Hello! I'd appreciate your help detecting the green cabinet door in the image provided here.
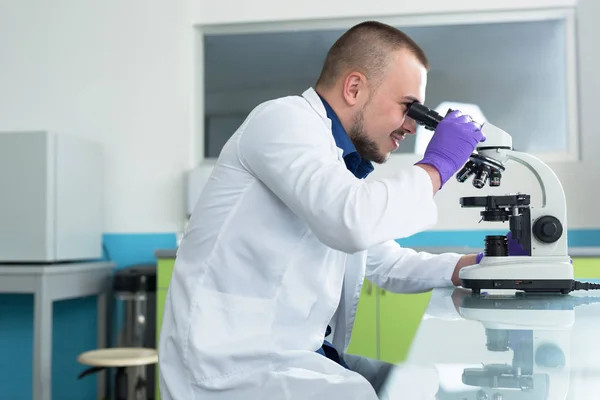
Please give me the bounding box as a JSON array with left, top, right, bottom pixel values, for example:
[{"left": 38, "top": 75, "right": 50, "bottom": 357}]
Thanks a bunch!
[
  {"left": 156, "top": 257, "right": 175, "bottom": 400},
  {"left": 156, "top": 288, "right": 167, "bottom": 345},
  {"left": 346, "top": 280, "right": 378, "bottom": 359},
  {"left": 156, "top": 257, "right": 175, "bottom": 338},
  {"left": 378, "top": 290, "right": 432, "bottom": 364},
  {"left": 572, "top": 257, "right": 600, "bottom": 279},
  {"left": 156, "top": 288, "right": 167, "bottom": 400},
  {"left": 157, "top": 258, "right": 176, "bottom": 289}
]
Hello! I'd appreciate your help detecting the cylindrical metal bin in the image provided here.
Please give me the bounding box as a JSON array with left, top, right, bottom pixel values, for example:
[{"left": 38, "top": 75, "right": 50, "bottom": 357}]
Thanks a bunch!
[{"left": 112, "top": 264, "right": 157, "bottom": 400}]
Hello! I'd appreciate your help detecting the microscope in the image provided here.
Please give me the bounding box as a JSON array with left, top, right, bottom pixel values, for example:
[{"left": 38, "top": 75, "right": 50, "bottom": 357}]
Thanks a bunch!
[{"left": 406, "top": 103, "right": 592, "bottom": 295}]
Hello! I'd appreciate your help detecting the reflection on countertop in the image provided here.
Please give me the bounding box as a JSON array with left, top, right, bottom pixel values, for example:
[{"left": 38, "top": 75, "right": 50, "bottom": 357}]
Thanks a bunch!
[{"left": 379, "top": 285, "right": 600, "bottom": 399}]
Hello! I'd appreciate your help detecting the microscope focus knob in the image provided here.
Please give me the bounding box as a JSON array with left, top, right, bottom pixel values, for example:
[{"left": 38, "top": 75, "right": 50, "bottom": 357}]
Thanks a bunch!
[
  {"left": 535, "top": 343, "right": 565, "bottom": 368},
  {"left": 533, "top": 216, "right": 563, "bottom": 243}
]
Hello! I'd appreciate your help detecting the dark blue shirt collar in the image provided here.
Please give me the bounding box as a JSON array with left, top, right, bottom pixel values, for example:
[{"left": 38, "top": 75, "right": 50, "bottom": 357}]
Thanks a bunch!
[{"left": 318, "top": 94, "right": 374, "bottom": 179}]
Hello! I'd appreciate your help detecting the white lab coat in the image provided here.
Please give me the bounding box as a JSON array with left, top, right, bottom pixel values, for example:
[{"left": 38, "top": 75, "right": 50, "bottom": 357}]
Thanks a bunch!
[{"left": 158, "top": 87, "right": 463, "bottom": 399}]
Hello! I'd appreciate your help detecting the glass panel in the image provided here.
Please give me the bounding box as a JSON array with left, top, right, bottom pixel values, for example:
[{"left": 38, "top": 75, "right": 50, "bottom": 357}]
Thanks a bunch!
[{"left": 203, "top": 18, "right": 569, "bottom": 158}]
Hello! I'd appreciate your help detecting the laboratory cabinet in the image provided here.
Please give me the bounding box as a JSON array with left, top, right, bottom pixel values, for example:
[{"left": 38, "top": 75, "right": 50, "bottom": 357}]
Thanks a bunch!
[
  {"left": 155, "top": 255, "right": 175, "bottom": 400},
  {"left": 0, "top": 131, "right": 104, "bottom": 262},
  {"left": 346, "top": 280, "right": 378, "bottom": 359},
  {"left": 199, "top": 6, "right": 579, "bottom": 162},
  {"left": 346, "top": 285, "right": 432, "bottom": 364}
]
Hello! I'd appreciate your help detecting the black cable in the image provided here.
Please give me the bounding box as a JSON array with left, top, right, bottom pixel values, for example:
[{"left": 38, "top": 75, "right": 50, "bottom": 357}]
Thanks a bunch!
[{"left": 572, "top": 280, "right": 600, "bottom": 291}]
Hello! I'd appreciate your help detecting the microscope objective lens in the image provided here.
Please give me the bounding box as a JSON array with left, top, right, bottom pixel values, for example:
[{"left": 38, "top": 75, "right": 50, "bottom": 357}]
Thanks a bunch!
[
  {"left": 473, "top": 168, "right": 491, "bottom": 189},
  {"left": 489, "top": 169, "right": 502, "bottom": 186},
  {"left": 456, "top": 161, "right": 476, "bottom": 183}
]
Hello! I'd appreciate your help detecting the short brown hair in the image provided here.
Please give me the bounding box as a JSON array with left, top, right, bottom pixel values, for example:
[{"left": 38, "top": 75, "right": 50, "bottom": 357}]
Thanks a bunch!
[{"left": 315, "top": 21, "right": 429, "bottom": 90}]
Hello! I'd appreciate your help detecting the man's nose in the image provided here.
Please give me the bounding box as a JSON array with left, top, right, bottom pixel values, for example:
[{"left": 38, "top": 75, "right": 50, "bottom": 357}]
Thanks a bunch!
[{"left": 402, "top": 118, "right": 417, "bottom": 135}]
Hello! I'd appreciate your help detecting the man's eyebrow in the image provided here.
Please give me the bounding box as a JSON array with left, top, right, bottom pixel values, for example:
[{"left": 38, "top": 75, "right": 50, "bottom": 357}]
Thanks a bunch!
[{"left": 401, "top": 95, "right": 419, "bottom": 103}]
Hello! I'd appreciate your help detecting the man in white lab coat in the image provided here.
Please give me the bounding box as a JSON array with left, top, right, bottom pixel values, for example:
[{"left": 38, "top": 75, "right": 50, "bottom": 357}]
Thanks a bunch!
[{"left": 159, "top": 21, "right": 485, "bottom": 399}]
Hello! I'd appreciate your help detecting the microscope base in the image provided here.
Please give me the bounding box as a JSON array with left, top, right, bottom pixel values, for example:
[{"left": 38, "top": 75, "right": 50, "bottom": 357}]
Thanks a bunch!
[
  {"left": 459, "top": 256, "right": 574, "bottom": 294},
  {"left": 461, "top": 278, "right": 573, "bottom": 294}
]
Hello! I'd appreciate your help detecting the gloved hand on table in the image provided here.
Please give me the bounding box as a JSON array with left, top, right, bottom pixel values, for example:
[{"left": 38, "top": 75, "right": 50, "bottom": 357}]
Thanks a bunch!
[{"left": 416, "top": 109, "right": 486, "bottom": 188}]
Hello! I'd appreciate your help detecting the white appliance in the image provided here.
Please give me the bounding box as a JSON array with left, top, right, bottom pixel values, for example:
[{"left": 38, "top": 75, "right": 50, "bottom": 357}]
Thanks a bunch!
[{"left": 0, "top": 131, "right": 104, "bottom": 263}]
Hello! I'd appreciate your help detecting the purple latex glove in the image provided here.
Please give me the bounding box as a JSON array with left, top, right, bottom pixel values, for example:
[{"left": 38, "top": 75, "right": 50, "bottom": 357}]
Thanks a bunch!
[
  {"left": 417, "top": 110, "right": 486, "bottom": 187},
  {"left": 476, "top": 252, "right": 484, "bottom": 263},
  {"left": 506, "top": 231, "right": 528, "bottom": 256}
]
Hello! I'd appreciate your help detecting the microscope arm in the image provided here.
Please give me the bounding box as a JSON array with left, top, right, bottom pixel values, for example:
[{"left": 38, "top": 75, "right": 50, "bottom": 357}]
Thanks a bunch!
[
  {"left": 476, "top": 145, "right": 567, "bottom": 217},
  {"left": 504, "top": 150, "right": 567, "bottom": 217},
  {"left": 473, "top": 121, "right": 569, "bottom": 257},
  {"left": 507, "top": 150, "right": 569, "bottom": 256}
]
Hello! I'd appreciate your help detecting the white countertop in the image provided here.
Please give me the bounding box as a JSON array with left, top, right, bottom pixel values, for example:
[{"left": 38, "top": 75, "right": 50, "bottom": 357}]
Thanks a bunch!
[
  {"left": 154, "top": 247, "right": 600, "bottom": 259},
  {"left": 378, "top": 283, "right": 600, "bottom": 399}
]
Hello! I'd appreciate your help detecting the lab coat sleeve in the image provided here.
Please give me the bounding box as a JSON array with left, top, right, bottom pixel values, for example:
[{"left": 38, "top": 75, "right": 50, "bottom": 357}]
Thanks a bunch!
[
  {"left": 365, "top": 240, "right": 464, "bottom": 293},
  {"left": 237, "top": 99, "right": 439, "bottom": 254}
]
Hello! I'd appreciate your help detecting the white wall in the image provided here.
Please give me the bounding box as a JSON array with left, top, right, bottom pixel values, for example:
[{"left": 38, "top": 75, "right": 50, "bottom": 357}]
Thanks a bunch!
[
  {"left": 2, "top": 0, "right": 596, "bottom": 234},
  {"left": 195, "top": 0, "right": 599, "bottom": 232},
  {"left": 0, "top": 0, "right": 195, "bottom": 233}
]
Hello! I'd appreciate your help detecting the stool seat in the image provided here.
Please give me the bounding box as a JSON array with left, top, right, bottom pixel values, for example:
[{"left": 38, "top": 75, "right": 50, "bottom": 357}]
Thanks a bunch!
[{"left": 78, "top": 347, "right": 158, "bottom": 368}]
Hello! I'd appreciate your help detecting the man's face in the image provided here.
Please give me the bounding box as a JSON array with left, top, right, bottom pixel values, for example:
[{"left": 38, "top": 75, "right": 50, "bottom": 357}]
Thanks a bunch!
[{"left": 348, "top": 50, "right": 427, "bottom": 164}]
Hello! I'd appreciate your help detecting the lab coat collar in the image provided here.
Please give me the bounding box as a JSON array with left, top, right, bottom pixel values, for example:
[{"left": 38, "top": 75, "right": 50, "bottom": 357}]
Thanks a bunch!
[
  {"left": 302, "top": 87, "right": 329, "bottom": 124},
  {"left": 318, "top": 94, "right": 357, "bottom": 158},
  {"left": 302, "top": 87, "right": 374, "bottom": 179}
]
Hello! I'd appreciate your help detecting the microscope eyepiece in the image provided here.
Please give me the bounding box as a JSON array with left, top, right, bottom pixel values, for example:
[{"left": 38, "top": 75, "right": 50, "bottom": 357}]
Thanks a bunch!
[{"left": 406, "top": 102, "right": 444, "bottom": 131}]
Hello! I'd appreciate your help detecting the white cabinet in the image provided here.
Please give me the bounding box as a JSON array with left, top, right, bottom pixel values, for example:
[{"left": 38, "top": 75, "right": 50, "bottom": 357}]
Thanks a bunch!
[
  {"left": 0, "top": 131, "right": 104, "bottom": 262},
  {"left": 199, "top": 8, "right": 579, "bottom": 161}
]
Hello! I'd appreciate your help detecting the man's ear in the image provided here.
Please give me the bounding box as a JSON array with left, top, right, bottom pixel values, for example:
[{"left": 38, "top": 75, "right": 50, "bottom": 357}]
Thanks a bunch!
[{"left": 342, "top": 72, "right": 367, "bottom": 107}]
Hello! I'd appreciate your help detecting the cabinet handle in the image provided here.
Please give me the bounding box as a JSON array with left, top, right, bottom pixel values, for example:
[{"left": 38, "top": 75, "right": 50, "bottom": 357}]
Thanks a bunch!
[
  {"left": 366, "top": 281, "right": 373, "bottom": 295},
  {"left": 380, "top": 288, "right": 386, "bottom": 296}
]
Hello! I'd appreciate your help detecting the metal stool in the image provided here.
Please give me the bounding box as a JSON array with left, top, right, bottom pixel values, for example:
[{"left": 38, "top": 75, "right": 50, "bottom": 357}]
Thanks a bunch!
[{"left": 77, "top": 347, "right": 158, "bottom": 400}]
